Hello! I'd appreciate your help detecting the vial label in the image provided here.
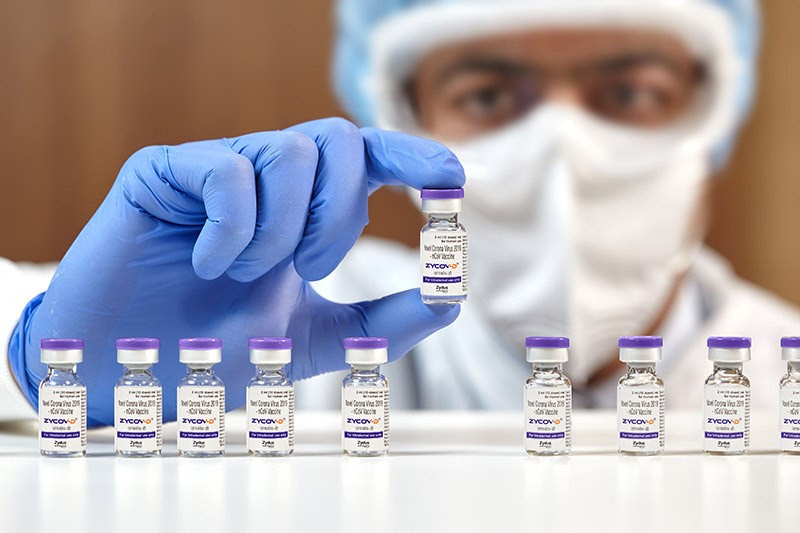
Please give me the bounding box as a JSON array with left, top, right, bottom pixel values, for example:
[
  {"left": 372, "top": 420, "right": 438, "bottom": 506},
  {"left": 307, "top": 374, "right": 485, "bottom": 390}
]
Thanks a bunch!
[
  {"left": 342, "top": 386, "right": 389, "bottom": 453},
  {"left": 704, "top": 385, "right": 750, "bottom": 452},
  {"left": 524, "top": 385, "right": 571, "bottom": 453},
  {"left": 780, "top": 388, "right": 800, "bottom": 452},
  {"left": 39, "top": 386, "right": 87, "bottom": 453},
  {"left": 420, "top": 231, "right": 468, "bottom": 297},
  {"left": 114, "top": 386, "right": 163, "bottom": 453},
  {"left": 246, "top": 386, "right": 295, "bottom": 453},
  {"left": 177, "top": 386, "right": 225, "bottom": 453},
  {"left": 617, "top": 386, "right": 665, "bottom": 453}
]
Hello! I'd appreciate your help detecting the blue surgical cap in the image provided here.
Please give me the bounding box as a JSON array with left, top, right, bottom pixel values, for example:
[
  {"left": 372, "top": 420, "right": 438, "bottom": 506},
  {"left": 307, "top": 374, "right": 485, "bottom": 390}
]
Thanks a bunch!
[{"left": 332, "top": 0, "right": 760, "bottom": 166}]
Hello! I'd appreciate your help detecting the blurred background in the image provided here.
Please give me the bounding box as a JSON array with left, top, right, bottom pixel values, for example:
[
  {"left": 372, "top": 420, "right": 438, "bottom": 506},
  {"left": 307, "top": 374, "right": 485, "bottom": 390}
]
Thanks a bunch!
[{"left": 1, "top": 0, "right": 798, "bottom": 302}]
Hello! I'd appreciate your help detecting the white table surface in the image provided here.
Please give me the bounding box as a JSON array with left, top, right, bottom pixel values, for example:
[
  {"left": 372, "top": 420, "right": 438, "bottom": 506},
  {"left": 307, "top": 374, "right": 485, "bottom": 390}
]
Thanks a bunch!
[{"left": 0, "top": 409, "right": 795, "bottom": 533}]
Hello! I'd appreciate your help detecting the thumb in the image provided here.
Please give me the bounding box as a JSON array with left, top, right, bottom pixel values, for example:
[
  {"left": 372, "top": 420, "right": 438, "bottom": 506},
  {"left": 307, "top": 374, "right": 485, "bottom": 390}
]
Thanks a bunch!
[{"left": 350, "top": 289, "right": 460, "bottom": 362}]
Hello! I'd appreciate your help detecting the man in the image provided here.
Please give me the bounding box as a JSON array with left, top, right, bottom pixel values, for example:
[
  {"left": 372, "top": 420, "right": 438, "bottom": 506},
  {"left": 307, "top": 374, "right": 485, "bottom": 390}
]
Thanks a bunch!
[
  {"left": 0, "top": 0, "right": 792, "bottom": 424},
  {"left": 303, "top": 0, "right": 798, "bottom": 410}
]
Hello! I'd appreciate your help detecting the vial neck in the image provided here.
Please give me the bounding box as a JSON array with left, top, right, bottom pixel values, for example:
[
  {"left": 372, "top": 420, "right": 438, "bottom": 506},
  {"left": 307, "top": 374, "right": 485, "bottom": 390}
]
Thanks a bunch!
[
  {"left": 123, "top": 364, "right": 153, "bottom": 375},
  {"left": 625, "top": 363, "right": 656, "bottom": 375},
  {"left": 47, "top": 365, "right": 77, "bottom": 376},
  {"left": 532, "top": 363, "right": 562, "bottom": 373},
  {"left": 788, "top": 361, "right": 800, "bottom": 374},
  {"left": 350, "top": 365, "right": 380, "bottom": 375},
  {"left": 428, "top": 213, "right": 458, "bottom": 223},
  {"left": 713, "top": 363, "right": 743, "bottom": 375},
  {"left": 186, "top": 364, "right": 216, "bottom": 375},
  {"left": 256, "top": 364, "right": 285, "bottom": 376}
]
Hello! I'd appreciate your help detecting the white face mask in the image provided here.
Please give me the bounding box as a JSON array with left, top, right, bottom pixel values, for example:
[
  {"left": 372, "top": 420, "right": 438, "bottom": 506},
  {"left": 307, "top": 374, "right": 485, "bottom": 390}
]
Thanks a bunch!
[{"left": 439, "top": 104, "right": 708, "bottom": 385}]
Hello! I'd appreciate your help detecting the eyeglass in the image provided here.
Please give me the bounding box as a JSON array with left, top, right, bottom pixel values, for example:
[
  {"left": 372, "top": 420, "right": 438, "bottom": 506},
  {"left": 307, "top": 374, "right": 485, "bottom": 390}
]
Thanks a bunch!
[{"left": 409, "top": 50, "right": 706, "bottom": 137}]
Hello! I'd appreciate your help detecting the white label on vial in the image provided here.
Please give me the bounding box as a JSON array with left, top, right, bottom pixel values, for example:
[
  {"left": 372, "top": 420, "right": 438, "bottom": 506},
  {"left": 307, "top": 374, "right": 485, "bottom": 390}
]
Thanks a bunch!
[
  {"left": 524, "top": 385, "right": 571, "bottom": 453},
  {"left": 420, "top": 231, "right": 468, "bottom": 297},
  {"left": 39, "top": 386, "right": 87, "bottom": 453},
  {"left": 246, "top": 386, "right": 294, "bottom": 453},
  {"left": 617, "top": 386, "right": 665, "bottom": 453},
  {"left": 704, "top": 385, "right": 750, "bottom": 452},
  {"left": 780, "top": 388, "right": 800, "bottom": 452},
  {"left": 114, "top": 386, "right": 162, "bottom": 453},
  {"left": 342, "top": 386, "right": 389, "bottom": 453},
  {"left": 177, "top": 386, "right": 225, "bottom": 453}
]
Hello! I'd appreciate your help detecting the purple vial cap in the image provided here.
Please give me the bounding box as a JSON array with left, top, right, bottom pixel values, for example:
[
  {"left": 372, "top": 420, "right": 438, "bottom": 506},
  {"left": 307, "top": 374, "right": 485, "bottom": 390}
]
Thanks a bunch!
[
  {"left": 781, "top": 337, "right": 800, "bottom": 348},
  {"left": 525, "top": 336, "right": 569, "bottom": 349},
  {"left": 420, "top": 188, "right": 464, "bottom": 200},
  {"left": 618, "top": 336, "right": 663, "bottom": 349},
  {"left": 40, "top": 338, "right": 84, "bottom": 350},
  {"left": 707, "top": 336, "right": 751, "bottom": 349},
  {"left": 343, "top": 337, "right": 388, "bottom": 349},
  {"left": 249, "top": 337, "right": 293, "bottom": 350},
  {"left": 178, "top": 337, "right": 222, "bottom": 349},
  {"left": 116, "top": 337, "right": 160, "bottom": 350}
]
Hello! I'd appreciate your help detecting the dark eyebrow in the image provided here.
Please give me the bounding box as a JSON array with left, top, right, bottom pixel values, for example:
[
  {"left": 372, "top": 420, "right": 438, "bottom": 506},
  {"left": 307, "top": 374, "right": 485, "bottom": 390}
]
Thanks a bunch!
[
  {"left": 575, "top": 51, "right": 696, "bottom": 79},
  {"left": 435, "top": 56, "right": 534, "bottom": 88}
]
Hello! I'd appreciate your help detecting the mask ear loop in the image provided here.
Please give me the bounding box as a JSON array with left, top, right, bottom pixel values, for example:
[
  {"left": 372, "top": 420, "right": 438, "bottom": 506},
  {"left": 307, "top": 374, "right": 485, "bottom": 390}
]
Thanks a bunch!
[
  {"left": 670, "top": 169, "right": 712, "bottom": 280},
  {"left": 669, "top": 238, "right": 703, "bottom": 282}
]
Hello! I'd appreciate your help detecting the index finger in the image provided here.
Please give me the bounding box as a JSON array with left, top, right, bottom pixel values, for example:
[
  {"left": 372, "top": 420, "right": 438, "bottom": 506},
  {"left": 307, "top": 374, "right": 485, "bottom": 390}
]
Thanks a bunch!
[{"left": 360, "top": 127, "right": 465, "bottom": 193}]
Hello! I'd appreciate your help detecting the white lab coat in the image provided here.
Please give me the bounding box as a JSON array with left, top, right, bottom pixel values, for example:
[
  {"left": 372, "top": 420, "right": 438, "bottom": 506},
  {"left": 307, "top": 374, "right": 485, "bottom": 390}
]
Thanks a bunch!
[{"left": 1, "top": 241, "right": 798, "bottom": 420}]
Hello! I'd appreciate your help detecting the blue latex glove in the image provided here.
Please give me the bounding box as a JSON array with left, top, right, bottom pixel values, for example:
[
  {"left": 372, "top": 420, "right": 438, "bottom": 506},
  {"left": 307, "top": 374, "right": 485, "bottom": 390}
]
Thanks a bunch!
[{"left": 8, "top": 118, "right": 464, "bottom": 426}]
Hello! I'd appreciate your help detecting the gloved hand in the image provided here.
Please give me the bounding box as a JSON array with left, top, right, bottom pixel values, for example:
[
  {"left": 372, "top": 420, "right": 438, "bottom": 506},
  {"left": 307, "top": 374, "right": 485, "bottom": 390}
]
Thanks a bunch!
[{"left": 8, "top": 117, "right": 464, "bottom": 426}]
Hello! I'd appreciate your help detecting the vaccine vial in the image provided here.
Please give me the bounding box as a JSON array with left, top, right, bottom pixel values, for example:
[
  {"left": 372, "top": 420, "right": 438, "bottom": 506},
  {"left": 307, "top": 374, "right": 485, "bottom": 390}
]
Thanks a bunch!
[
  {"left": 114, "top": 338, "right": 163, "bottom": 457},
  {"left": 420, "top": 188, "right": 468, "bottom": 304},
  {"left": 617, "top": 336, "right": 665, "bottom": 455},
  {"left": 704, "top": 336, "right": 751, "bottom": 454},
  {"left": 524, "top": 336, "right": 572, "bottom": 455},
  {"left": 39, "top": 338, "right": 87, "bottom": 457},
  {"left": 177, "top": 338, "right": 225, "bottom": 457},
  {"left": 342, "top": 337, "right": 390, "bottom": 456},
  {"left": 246, "top": 337, "right": 295, "bottom": 456},
  {"left": 779, "top": 336, "right": 800, "bottom": 453}
]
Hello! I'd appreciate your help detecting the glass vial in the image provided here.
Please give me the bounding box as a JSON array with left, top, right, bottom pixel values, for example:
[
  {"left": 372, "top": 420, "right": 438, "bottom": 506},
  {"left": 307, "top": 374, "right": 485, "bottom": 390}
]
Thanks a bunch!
[
  {"left": 617, "top": 336, "right": 665, "bottom": 455},
  {"left": 704, "top": 336, "right": 751, "bottom": 455},
  {"left": 342, "top": 337, "right": 390, "bottom": 456},
  {"left": 247, "top": 337, "right": 295, "bottom": 457},
  {"left": 779, "top": 336, "right": 800, "bottom": 453},
  {"left": 114, "top": 338, "right": 163, "bottom": 457},
  {"left": 420, "top": 188, "right": 468, "bottom": 305},
  {"left": 524, "top": 336, "right": 572, "bottom": 456},
  {"left": 39, "top": 338, "right": 87, "bottom": 457},
  {"left": 177, "top": 338, "right": 225, "bottom": 457}
]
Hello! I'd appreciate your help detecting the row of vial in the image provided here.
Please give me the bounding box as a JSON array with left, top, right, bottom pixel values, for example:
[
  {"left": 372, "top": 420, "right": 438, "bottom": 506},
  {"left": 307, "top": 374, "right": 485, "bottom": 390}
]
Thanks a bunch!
[
  {"left": 525, "top": 335, "right": 800, "bottom": 455},
  {"left": 37, "top": 334, "right": 800, "bottom": 458},
  {"left": 39, "top": 336, "right": 389, "bottom": 457}
]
